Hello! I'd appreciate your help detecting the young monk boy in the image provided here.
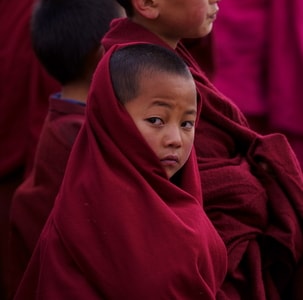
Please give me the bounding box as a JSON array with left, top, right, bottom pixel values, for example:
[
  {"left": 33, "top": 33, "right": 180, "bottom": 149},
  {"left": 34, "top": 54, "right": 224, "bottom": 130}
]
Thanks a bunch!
[
  {"left": 13, "top": 43, "right": 227, "bottom": 300},
  {"left": 100, "top": 0, "right": 303, "bottom": 299},
  {"left": 7, "top": 0, "right": 122, "bottom": 298}
]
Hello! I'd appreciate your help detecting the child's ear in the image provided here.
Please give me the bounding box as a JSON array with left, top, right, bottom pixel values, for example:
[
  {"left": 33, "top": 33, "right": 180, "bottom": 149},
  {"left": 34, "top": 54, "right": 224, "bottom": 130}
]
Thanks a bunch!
[{"left": 132, "top": 0, "right": 159, "bottom": 19}]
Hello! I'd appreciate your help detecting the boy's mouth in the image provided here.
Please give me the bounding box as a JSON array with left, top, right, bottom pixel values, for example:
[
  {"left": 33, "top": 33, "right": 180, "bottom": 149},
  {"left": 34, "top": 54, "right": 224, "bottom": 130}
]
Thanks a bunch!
[
  {"left": 160, "top": 155, "right": 179, "bottom": 166},
  {"left": 207, "top": 10, "right": 219, "bottom": 20}
]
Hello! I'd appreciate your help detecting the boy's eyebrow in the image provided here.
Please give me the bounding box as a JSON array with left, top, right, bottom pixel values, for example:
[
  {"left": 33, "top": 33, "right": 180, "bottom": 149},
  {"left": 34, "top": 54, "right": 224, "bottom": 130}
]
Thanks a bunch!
[
  {"left": 185, "top": 109, "right": 197, "bottom": 116},
  {"left": 151, "top": 100, "right": 197, "bottom": 115},
  {"left": 151, "top": 100, "right": 172, "bottom": 108}
]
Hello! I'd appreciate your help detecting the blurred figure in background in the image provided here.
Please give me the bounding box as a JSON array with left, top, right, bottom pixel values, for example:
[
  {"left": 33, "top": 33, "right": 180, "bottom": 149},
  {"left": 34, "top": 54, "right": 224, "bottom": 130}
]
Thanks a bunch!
[
  {"left": 0, "top": 0, "right": 59, "bottom": 297},
  {"left": 7, "top": 0, "right": 123, "bottom": 298},
  {"left": 212, "top": 0, "right": 303, "bottom": 169}
]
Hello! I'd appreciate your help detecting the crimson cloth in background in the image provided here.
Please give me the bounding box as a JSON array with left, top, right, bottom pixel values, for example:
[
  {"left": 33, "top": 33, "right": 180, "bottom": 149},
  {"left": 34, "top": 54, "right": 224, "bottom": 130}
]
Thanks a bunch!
[
  {"left": 0, "top": 0, "right": 59, "bottom": 297},
  {"left": 0, "top": 0, "right": 60, "bottom": 178},
  {"left": 14, "top": 45, "right": 227, "bottom": 299},
  {"left": 212, "top": 0, "right": 268, "bottom": 116},
  {"left": 212, "top": 0, "right": 303, "bottom": 168},
  {"left": 102, "top": 18, "right": 303, "bottom": 299},
  {"left": 8, "top": 95, "right": 85, "bottom": 299},
  {"left": 182, "top": 34, "right": 215, "bottom": 79}
]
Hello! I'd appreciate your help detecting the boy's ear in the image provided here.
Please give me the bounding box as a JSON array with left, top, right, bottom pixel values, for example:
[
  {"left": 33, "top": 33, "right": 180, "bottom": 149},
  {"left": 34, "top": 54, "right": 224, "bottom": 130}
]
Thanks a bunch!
[{"left": 132, "top": 0, "right": 159, "bottom": 19}]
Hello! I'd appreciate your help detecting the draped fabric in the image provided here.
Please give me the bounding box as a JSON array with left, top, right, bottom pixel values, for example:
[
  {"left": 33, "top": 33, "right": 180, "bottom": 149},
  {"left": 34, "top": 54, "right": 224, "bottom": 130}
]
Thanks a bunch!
[
  {"left": 14, "top": 45, "right": 227, "bottom": 300},
  {"left": 182, "top": 35, "right": 215, "bottom": 79},
  {"left": 8, "top": 96, "right": 85, "bottom": 299},
  {"left": 200, "top": 132, "right": 303, "bottom": 300},
  {"left": 101, "top": 18, "right": 303, "bottom": 299}
]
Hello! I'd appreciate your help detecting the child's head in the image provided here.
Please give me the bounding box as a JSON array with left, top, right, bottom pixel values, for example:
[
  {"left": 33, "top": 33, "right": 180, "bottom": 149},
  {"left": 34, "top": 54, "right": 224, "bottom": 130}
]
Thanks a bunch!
[
  {"left": 115, "top": 0, "right": 219, "bottom": 48},
  {"left": 31, "top": 0, "right": 122, "bottom": 85},
  {"left": 110, "top": 44, "right": 197, "bottom": 179}
]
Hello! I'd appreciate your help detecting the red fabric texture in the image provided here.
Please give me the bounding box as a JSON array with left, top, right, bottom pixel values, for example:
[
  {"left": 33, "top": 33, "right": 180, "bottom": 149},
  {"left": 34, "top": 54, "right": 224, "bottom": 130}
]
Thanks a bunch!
[
  {"left": 182, "top": 35, "right": 215, "bottom": 79},
  {"left": 102, "top": 18, "right": 303, "bottom": 299},
  {"left": 8, "top": 95, "right": 85, "bottom": 299},
  {"left": 0, "top": 0, "right": 59, "bottom": 297},
  {"left": 14, "top": 45, "right": 227, "bottom": 299}
]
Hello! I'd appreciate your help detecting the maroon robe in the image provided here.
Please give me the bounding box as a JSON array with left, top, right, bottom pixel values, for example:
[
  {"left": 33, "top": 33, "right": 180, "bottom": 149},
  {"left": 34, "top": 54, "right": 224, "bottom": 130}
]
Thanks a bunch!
[
  {"left": 101, "top": 18, "right": 303, "bottom": 299},
  {"left": 182, "top": 35, "right": 215, "bottom": 79},
  {"left": 8, "top": 95, "right": 85, "bottom": 299},
  {"left": 14, "top": 45, "right": 227, "bottom": 300},
  {"left": 0, "top": 0, "right": 59, "bottom": 296}
]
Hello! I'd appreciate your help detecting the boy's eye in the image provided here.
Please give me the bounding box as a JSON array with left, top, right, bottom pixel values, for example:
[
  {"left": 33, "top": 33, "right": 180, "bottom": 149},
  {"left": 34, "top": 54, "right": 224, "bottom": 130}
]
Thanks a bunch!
[
  {"left": 181, "top": 121, "right": 195, "bottom": 129},
  {"left": 146, "top": 117, "right": 163, "bottom": 125}
]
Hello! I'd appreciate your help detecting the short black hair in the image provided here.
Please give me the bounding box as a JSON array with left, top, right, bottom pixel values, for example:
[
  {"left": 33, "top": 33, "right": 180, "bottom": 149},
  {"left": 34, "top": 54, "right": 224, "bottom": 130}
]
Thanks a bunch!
[
  {"left": 31, "top": 0, "right": 121, "bottom": 85},
  {"left": 109, "top": 44, "right": 193, "bottom": 104}
]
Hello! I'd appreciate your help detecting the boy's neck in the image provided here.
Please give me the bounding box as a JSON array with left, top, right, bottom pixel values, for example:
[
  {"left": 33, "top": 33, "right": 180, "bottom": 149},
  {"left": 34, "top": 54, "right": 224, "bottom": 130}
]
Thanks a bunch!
[
  {"left": 60, "top": 46, "right": 103, "bottom": 104},
  {"left": 131, "top": 16, "right": 179, "bottom": 49},
  {"left": 61, "top": 81, "right": 90, "bottom": 104}
]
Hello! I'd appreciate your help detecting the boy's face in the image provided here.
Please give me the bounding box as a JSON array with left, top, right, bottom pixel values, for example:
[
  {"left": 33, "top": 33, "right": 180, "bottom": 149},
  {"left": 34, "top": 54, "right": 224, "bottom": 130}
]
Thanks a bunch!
[
  {"left": 124, "top": 72, "right": 197, "bottom": 179},
  {"left": 135, "top": 0, "right": 219, "bottom": 47},
  {"left": 159, "top": 0, "right": 219, "bottom": 40}
]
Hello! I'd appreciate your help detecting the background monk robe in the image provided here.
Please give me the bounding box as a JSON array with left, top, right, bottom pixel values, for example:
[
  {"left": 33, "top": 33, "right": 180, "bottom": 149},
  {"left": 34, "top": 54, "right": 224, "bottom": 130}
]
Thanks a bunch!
[
  {"left": 8, "top": 96, "right": 86, "bottom": 299},
  {"left": 212, "top": 0, "right": 303, "bottom": 169},
  {"left": 0, "top": 0, "right": 59, "bottom": 297}
]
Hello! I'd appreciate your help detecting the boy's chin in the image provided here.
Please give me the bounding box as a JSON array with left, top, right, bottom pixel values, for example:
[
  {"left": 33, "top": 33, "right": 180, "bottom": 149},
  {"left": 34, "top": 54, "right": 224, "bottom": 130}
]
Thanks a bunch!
[
  {"left": 187, "top": 25, "right": 214, "bottom": 39},
  {"left": 199, "top": 24, "right": 214, "bottom": 37}
]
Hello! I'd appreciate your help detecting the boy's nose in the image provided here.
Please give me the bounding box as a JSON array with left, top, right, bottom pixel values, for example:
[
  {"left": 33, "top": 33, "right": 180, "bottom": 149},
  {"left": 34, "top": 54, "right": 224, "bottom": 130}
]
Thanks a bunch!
[{"left": 164, "top": 127, "right": 182, "bottom": 148}]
